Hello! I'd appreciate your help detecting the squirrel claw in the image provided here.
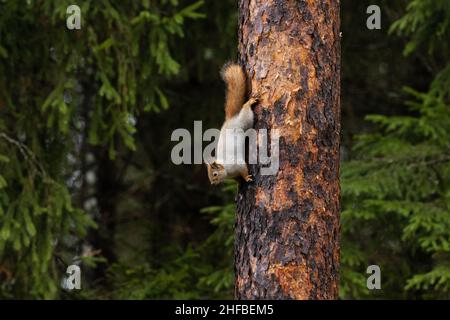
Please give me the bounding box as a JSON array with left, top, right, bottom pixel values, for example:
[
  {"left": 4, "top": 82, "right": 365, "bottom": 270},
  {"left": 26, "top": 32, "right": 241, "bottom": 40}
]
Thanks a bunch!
[
  {"left": 244, "top": 96, "right": 259, "bottom": 109},
  {"left": 244, "top": 175, "right": 253, "bottom": 182},
  {"left": 250, "top": 94, "right": 260, "bottom": 104}
]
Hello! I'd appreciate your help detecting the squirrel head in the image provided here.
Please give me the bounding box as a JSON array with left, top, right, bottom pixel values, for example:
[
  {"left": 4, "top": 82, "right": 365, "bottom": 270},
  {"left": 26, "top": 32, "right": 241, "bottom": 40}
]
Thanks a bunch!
[{"left": 205, "top": 160, "right": 227, "bottom": 185}]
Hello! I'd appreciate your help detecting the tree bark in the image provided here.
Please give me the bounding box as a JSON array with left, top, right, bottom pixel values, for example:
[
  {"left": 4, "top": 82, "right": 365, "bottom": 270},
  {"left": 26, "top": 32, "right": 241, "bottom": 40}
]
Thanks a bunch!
[{"left": 235, "top": 0, "right": 341, "bottom": 299}]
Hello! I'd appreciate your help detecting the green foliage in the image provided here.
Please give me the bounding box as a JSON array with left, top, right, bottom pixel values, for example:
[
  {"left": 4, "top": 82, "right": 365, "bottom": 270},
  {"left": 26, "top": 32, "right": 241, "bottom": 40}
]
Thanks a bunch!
[
  {"left": 106, "top": 182, "right": 236, "bottom": 299},
  {"left": 389, "top": 0, "right": 450, "bottom": 57},
  {"left": 390, "top": 0, "right": 450, "bottom": 100},
  {"left": 0, "top": 0, "right": 203, "bottom": 298},
  {"left": 341, "top": 87, "right": 450, "bottom": 299},
  {"left": 342, "top": 1, "right": 450, "bottom": 298}
]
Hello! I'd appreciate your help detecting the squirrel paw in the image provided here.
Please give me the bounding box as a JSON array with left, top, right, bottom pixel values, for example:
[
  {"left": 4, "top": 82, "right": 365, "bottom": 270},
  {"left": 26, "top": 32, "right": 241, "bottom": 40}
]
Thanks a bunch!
[
  {"left": 249, "top": 94, "right": 259, "bottom": 105},
  {"left": 244, "top": 96, "right": 259, "bottom": 109},
  {"left": 244, "top": 94, "right": 259, "bottom": 108},
  {"left": 251, "top": 92, "right": 260, "bottom": 101},
  {"left": 244, "top": 175, "right": 253, "bottom": 182}
]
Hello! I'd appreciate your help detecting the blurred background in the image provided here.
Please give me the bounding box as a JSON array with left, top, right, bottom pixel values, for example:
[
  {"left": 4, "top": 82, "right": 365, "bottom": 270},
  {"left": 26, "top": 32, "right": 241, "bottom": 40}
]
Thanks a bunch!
[{"left": 0, "top": 0, "right": 449, "bottom": 299}]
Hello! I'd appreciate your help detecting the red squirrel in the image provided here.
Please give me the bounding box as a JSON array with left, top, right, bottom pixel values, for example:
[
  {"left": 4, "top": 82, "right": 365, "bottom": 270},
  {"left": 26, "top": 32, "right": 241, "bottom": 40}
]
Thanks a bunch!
[{"left": 205, "top": 63, "right": 259, "bottom": 185}]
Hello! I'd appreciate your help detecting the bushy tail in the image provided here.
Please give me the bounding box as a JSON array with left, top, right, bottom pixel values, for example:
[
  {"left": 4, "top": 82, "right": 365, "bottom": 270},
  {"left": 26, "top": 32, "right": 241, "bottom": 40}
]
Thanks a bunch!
[{"left": 221, "top": 63, "right": 246, "bottom": 119}]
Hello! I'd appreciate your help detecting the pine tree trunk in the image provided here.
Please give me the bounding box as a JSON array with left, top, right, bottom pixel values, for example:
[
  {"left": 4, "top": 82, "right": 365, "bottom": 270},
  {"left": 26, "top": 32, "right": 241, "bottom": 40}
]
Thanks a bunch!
[{"left": 235, "top": 0, "right": 341, "bottom": 299}]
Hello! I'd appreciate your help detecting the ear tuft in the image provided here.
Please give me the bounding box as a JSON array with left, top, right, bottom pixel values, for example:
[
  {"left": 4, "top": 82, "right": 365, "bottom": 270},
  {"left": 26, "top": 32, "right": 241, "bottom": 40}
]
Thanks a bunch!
[{"left": 213, "top": 161, "right": 224, "bottom": 170}]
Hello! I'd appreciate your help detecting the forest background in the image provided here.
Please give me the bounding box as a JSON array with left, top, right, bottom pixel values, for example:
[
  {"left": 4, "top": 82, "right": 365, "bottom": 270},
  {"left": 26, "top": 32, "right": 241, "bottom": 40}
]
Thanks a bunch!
[{"left": 0, "top": 0, "right": 449, "bottom": 299}]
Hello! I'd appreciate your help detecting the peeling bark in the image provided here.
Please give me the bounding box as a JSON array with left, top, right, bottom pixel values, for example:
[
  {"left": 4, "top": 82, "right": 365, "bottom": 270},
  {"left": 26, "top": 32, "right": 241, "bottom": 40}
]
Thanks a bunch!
[{"left": 235, "top": 0, "right": 341, "bottom": 299}]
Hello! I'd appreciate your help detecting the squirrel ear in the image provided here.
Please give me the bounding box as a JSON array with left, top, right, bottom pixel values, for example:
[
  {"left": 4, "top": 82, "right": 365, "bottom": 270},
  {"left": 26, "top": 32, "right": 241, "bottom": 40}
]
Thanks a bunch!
[
  {"left": 211, "top": 160, "right": 220, "bottom": 169},
  {"left": 212, "top": 161, "right": 224, "bottom": 170}
]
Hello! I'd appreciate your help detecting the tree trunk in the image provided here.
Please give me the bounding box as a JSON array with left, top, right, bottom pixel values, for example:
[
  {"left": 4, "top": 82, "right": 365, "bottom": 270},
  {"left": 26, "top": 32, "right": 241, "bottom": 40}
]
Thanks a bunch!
[{"left": 235, "top": 0, "right": 341, "bottom": 299}]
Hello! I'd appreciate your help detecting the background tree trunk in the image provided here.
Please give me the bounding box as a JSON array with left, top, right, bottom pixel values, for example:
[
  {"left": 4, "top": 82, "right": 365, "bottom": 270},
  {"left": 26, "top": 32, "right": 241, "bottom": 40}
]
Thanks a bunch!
[{"left": 235, "top": 0, "right": 341, "bottom": 299}]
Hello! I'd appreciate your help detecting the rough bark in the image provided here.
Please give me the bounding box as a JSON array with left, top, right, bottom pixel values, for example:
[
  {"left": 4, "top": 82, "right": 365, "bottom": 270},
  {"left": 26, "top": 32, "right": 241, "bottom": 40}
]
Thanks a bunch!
[{"left": 235, "top": 0, "right": 341, "bottom": 299}]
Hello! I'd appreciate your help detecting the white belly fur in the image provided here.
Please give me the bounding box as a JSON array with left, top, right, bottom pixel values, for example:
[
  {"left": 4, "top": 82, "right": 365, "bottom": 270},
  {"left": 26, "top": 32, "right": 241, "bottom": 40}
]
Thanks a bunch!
[{"left": 216, "top": 111, "right": 252, "bottom": 177}]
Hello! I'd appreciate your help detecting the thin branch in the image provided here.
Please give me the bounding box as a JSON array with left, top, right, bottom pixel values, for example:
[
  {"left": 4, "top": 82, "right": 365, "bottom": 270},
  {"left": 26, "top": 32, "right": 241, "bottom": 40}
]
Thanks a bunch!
[{"left": 0, "top": 132, "right": 47, "bottom": 177}]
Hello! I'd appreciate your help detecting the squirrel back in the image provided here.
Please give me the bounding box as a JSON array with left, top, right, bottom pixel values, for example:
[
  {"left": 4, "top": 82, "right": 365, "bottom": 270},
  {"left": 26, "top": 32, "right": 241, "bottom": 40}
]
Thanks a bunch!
[{"left": 221, "top": 63, "right": 246, "bottom": 120}]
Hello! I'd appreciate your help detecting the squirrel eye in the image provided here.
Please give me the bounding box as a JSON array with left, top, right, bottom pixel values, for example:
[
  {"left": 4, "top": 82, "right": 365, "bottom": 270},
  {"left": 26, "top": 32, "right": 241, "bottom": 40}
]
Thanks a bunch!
[{"left": 213, "top": 172, "right": 218, "bottom": 177}]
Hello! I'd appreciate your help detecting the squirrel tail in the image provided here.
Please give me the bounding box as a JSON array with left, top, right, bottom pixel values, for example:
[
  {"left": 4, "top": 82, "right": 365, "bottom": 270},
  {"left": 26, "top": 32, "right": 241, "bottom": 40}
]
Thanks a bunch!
[{"left": 221, "top": 63, "right": 246, "bottom": 119}]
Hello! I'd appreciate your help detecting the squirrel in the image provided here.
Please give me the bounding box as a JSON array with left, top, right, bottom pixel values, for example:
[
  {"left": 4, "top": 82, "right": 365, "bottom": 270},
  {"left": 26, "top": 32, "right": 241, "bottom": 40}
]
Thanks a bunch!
[{"left": 206, "top": 63, "right": 259, "bottom": 185}]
